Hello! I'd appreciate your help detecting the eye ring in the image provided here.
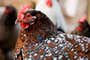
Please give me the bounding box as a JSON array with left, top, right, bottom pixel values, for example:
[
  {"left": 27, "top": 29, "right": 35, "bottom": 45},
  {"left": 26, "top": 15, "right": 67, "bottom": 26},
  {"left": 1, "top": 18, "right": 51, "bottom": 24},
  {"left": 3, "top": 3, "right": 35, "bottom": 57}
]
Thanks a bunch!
[{"left": 26, "top": 13, "right": 31, "bottom": 17}]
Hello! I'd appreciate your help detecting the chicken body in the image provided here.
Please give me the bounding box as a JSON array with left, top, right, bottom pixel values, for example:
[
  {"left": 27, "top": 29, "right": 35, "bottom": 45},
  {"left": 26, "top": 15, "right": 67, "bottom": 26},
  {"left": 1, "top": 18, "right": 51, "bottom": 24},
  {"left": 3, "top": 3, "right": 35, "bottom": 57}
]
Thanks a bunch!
[
  {"left": 0, "top": 5, "right": 19, "bottom": 60},
  {"left": 14, "top": 10, "right": 90, "bottom": 60}
]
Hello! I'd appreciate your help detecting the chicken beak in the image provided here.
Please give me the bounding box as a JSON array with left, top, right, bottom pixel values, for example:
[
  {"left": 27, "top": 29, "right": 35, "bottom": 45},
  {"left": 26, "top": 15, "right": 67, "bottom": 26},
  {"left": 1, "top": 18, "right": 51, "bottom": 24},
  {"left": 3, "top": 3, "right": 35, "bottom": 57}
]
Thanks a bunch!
[
  {"left": 29, "top": 16, "right": 37, "bottom": 25},
  {"left": 15, "top": 16, "right": 36, "bottom": 25},
  {"left": 15, "top": 19, "right": 18, "bottom": 24},
  {"left": 15, "top": 18, "right": 21, "bottom": 24}
]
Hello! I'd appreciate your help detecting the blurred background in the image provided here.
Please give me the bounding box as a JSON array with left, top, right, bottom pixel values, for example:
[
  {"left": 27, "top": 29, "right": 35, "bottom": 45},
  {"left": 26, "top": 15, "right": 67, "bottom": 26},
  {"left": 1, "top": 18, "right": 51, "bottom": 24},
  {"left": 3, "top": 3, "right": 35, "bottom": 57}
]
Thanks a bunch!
[{"left": 0, "top": 0, "right": 90, "bottom": 36}]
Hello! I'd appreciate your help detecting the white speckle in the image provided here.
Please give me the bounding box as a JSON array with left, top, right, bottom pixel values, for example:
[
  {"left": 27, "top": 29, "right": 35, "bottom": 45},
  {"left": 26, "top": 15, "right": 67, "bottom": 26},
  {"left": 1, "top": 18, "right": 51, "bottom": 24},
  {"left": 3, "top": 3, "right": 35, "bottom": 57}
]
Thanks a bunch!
[
  {"left": 71, "top": 49, "right": 74, "bottom": 51},
  {"left": 74, "top": 55, "right": 77, "bottom": 59},
  {"left": 59, "top": 44, "right": 63, "bottom": 47},
  {"left": 47, "top": 40, "right": 51, "bottom": 43},
  {"left": 78, "top": 57, "right": 85, "bottom": 60},
  {"left": 55, "top": 50, "right": 58, "bottom": 54},
  {"left": 53, "top": 57, "right": 57, "bottom": 60},
  {"left": 60, "top": 34, "right": 64, "bottom": 37},
  {"left": 34, "top": 53, "right": 38, "bottom": 56},
  {"left": 45, "top": 47, "right": 49, "bottom": 50},
  {"left": 81, "top": 44, "right": 84, "bottom": 47},
  {"left": 24, "top": 34, "right": 26, "bottom": 37},
  {"left": 58, "top": 55, "right": 63, "bottom": 59},
  {"left": 51, "top": 38, "right": 54, "bottom": 40},
  {"left": 67, "top": 34, "right": 73, "bottom": 39},
  {"left": 55, "top": 39, "right": 58, "bottom": 43},
  {"left": 35, "top": 43, "right": 38, "bottom": 46},
  {"left": 82, "top": 47, "right": 85, "bottom": 51},
  {"left": 48, "top": 53, "right": 52, "bottom": 56},
  {"left": 40, "top": 55, "right": 43, "bottom": 58},
  {"left": 29, "top": 55, "right": 32, "bottom": 58},
  {"left": 78, "top": 39, "right": 81, "bottom": 42},
  {"left": 28, "top": 58, "right": 32, "bottom": 60},
  {"left": 81, "top": 41, "right": 83, "bottom": 43},
  {"left": 75, "top": 45, "right": 78, "bottom": 47}
]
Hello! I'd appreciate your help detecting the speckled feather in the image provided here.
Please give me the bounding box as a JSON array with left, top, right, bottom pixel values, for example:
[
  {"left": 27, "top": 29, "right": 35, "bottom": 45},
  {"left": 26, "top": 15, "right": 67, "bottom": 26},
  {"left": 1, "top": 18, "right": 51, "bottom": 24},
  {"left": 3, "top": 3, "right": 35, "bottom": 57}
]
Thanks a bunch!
[{"left": 14, "top": 10, "right": 90, "bottom": 60}]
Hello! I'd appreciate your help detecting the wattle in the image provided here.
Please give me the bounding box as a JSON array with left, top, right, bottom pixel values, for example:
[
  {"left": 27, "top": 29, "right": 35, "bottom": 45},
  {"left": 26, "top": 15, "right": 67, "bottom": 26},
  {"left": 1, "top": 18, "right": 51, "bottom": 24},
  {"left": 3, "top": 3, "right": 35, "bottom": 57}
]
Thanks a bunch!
[{"left": 20, "top": 23, "right": 29, "bottom": 29}]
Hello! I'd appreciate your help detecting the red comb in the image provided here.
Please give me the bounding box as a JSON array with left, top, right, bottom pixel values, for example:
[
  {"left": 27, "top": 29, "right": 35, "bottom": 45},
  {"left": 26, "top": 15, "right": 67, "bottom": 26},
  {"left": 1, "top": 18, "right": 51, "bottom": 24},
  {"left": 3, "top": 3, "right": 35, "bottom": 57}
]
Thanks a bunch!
[
  {"left": 46, "top": 0, "right": 53, "bottom": 7},
  {"left": 18, "top": 5, "right": 31, "bottom": 19},
  {"left": 78, "top": 16, "right": 87, "bottom": 23},
  {"left": 17, "top": 5, "right": 32, "bottom": 29}
]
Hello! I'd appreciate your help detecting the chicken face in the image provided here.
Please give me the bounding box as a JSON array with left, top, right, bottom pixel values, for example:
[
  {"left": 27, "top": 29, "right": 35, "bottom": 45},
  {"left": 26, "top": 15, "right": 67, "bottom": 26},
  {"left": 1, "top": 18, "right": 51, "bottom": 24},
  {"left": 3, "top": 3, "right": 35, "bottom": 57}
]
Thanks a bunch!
[
  {"left": 16, "top": 10, "right": 37, "bottom": 29},
  {"left": 17, "top": 9, "right": 56, "bottom": 35},
  {"left": 23, "top": 12, "right": 36, "bottom": 25}
]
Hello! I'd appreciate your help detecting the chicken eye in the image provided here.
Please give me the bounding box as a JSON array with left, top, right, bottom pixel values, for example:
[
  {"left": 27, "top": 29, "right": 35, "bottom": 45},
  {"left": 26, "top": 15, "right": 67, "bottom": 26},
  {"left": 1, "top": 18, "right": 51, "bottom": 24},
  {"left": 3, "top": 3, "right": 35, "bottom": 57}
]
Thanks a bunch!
[{"left": 26, "top": 13, "right": 31, "bottom": 17}]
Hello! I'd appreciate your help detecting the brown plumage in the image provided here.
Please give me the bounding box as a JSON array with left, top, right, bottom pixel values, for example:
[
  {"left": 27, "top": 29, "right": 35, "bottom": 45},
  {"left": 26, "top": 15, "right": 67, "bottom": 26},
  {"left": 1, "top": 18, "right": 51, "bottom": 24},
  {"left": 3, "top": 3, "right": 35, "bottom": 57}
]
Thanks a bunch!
[
  {"left": 15, "top": 10, "right": 90, "bottom": 60},
  {"left": 16, "top": 9, "right": 56, "bottom": 43}
]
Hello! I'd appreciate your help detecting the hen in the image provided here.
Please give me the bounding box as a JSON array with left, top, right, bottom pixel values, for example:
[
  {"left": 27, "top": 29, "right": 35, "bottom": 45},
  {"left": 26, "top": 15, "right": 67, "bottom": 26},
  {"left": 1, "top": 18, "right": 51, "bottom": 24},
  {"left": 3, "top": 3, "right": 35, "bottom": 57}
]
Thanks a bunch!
[
  {"left": 0, "top": 5, "right": 19, "bottom": 60},
  {"left": 72, "top": 16, "right": 90, "bottom": 37},
  {"left": 14, "top": 10, "right": 90, "bottom": 60}
]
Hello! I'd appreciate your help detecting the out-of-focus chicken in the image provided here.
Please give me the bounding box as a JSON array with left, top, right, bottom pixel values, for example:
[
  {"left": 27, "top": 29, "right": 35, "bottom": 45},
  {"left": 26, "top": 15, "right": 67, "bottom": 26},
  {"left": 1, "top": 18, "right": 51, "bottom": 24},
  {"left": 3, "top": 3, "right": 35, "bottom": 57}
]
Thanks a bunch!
[
  {"left": 35, "top": 0, "right": 67, "bottom": 32},
  {"left": 14, "top": 10, "right": 90, "bottom": 60},
  {"left": 0, "top": 5, "right": 19, "bottom": 60},
  {"left": 72, "top": 16, "right": 90, "bottom": 37}
]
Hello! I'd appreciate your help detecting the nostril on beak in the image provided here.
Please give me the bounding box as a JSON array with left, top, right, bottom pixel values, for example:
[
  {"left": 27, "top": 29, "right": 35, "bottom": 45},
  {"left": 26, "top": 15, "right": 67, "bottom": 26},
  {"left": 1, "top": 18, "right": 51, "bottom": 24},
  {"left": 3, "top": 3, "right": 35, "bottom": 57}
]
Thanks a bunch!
[{"left": 29, "top": 16, "right": 36, "bottom": 25}]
